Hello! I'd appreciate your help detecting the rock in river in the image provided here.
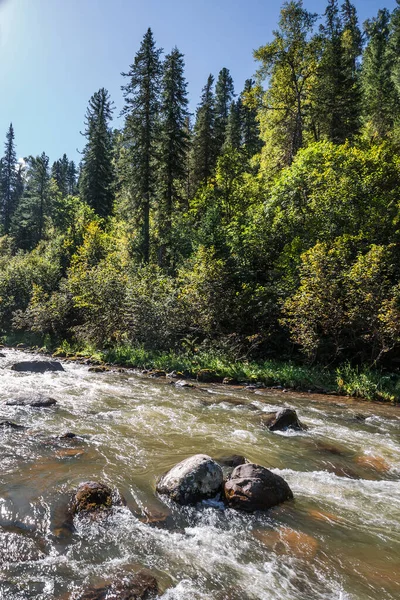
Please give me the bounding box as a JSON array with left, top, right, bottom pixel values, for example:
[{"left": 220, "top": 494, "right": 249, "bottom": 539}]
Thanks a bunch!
[
  {"left": 261, "top": 407, "right": 307, "bottom": 432},
  {"left": 11, "top": 360, "right": 64, "bottom": 373},
  {"left": 71, "top": 481, "right": 122, "bottom": 515},
  {"left": 6, "top": 394, "right": 57, "bottom": 408},
  {"left": 78, "top": 570, "right": 159, "bottom": 600},
  {"left": 156, "top": 454, "right": 224, "bottom": 505},
  {"left": 224, "top": 463, "right": 293, "bottom": 512}
]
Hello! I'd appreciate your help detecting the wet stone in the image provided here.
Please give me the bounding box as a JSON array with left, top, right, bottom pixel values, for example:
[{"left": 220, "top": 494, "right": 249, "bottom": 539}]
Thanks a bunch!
[
  {"left": 11, "top": 360, "right": 64, "bottom": 373},
  {"left": 224, "top": 463, "right": 293, "bottom": 512},
  {"left": 156, "top": 454, "right": 224, "bottom": 505},
  {"left": 6, "top": 394, "right": 57, "bottom": 408},
  {"left": 0, "top": 420, "right": 25, "bottom": 430},
  {"left": 71, "top": 481, "right": 122, "bottom": 515},
  {"left": 215, "top": 454, "right": 249, "bottom": 468},
  {"left": 260, "top": 407, "right": 307, "bottom": 431},
  {"left": 77, "top": 571, "right": 159, "bottom": 600}
]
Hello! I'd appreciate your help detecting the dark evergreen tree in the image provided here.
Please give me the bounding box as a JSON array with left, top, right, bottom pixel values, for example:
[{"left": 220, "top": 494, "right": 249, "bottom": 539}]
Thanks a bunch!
[
  {"left": 225, "top": 99, "right": 242, "bottom": 150},
  {"left": 192, "top": 74, "right": 215, "bottom": 187},
  {"left": 0, "top": 123, "right": 19, "bottom": 233},
  {"left": 67, "top": 160, "right": 78, "bottom": 195},
  {"left": 214, "top": 68, "right": 235, "bottom": 155},
  {"left": 52, "top": 153, "right": 70, "bottom": 197},
  {"left": 11, "top": 153, "right": 50, "bottom": 249},
  {"left": 362, "top": 9, "right": 398, "bottom": 138},
  {"left": 157, "top": 46, "right": 189, "bottom": 267},
  {"left": 315, "top": 0, "right": 362, "bottom": 143},
  {"left": 121, "top": 27, "right": 163, "bottom": 263},
  {"left": 240, "top": 79, "right": 262, "bottom": 156},
  {"left": 80, "top": 88, "right": 115, "bottom": 218}
]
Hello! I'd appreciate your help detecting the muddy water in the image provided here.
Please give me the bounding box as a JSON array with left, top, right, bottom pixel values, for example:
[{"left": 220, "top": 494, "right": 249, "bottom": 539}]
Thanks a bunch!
[{"left": 0, "top": 349, "right": 399, "bottom": 599}]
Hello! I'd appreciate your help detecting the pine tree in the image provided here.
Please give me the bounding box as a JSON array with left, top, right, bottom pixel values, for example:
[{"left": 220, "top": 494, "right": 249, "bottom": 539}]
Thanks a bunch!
[
  {"left": 11, "top": 153, "right": 50, "bottom": 249},
  {"left": 362, "top": 9, "right": 398, "bottom": 138},
  {"left": 225, "top": 100, "right": 242, "bottom": 150},
  {"left": 157, "top": 46, "right": 189, "bottom": 267},
  {"left": 67, "top": 160, "right": 78, "bottom": 195},
  {"left": 51, "top": 153, "right": 70, "bottom": 197},
  {"left": 240, "top": 79, "right": 262, "bottom": 156},
  {"left": 192, "top": 74, "right": 215, "bottom": 187},
  {"left": 389, "top": 1, "right": 400, "bottom": 103},
  {"left": 121, "top": 27, "right": 163, "bottom": 263},
  {"left": 80, "top": 88, "right": 115, "bottom": 218},
  {"left": 214, "top": 68, "right": 235, "bottom": 155},
  {"left": 0, "top": 123, "right": 18, "bottom": 233}
]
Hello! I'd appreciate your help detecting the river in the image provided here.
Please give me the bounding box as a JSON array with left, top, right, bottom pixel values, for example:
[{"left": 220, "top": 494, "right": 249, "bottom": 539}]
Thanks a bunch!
[{"left": 0, "top": 349, "right": 399, "bottom": 599}]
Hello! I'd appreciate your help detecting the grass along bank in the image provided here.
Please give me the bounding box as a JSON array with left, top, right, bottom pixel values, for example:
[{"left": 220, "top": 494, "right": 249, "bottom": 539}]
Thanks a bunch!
[{"left": 2, "top": 334, "right": 399, "bottom": 404}]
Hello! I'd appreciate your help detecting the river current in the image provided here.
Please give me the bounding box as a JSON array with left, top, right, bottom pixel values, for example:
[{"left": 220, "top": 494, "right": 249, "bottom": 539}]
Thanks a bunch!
[{"left": 0, "top": 349, "right": 399, "bottom": 599}]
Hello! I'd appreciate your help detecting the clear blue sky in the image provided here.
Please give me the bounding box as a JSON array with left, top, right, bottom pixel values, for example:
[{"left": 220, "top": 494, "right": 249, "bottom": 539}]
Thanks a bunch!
[{"left": 0, "top": 0, "right": 397, "bottom": 164}]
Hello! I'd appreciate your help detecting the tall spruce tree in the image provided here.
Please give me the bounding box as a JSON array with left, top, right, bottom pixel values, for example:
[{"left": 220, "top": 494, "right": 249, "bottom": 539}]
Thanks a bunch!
[
  {"left": 0, "top": 123, "right": 18, "bottom": 233},
  {"left": 52, "top": 153, "right": 70, "bottom": 197},
  {"left": 192, "top": 74, "right": 215, "bottom": 187},
  {"left": 240, "top": 79, "right": 262, "bottom": 156},
  {"left": 11, "top": 153, "right": 50, "bottom": 249},
  {"left": 80, "top": 88, "right": 115, "bottom": 218},
  {"left": 67, "top": 160, "right": 78, "bottom": 195},
  {"left": 157, "top": 46, "right": 189, "bottom": 267},
  {"left": 121, "top": 27, "right": 163, "bottom": 263},
  {"left": 225, "top": 99, "right": 243, "bottom": 150},
  {"left": 362, "top": 9, "right": 398, "bottom": 138},
  {"left": 214, "top": 68, "right": 235, "bottom": 155}
]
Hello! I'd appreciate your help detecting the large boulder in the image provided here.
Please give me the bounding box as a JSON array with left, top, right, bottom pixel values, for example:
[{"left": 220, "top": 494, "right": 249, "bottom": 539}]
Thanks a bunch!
[
  {"left": 260, "top": 408, "right": 307, "bottom": 432},
  {"left": 224, "top": 463, "right": 293, "bottom": 512},
  {"left": 11, "top": 360, "right": 64, "bottom": 373},
  {"left": 6, "top": 395, "right": 57, "bottom": 408},
  {"left": 156, "top": 454, "right": 224, "bottom": 505},
  {"left": 70, "top": 481, "right": 122, "bottom": 515}
]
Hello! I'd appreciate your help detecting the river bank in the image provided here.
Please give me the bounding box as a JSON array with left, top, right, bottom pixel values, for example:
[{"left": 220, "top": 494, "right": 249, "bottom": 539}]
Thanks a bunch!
[{"left": 2, "top": 335, "right": 399, "bottom": 403}]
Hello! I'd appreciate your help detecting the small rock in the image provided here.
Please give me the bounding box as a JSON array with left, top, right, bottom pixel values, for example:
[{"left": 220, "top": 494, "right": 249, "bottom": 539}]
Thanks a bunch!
[
  {"left": 70, "top": 481, "right": 121, "bottom": 515},
  {"left": 59, "top": 432, "right": 77, "bottom": 439},
  {"left": 0, "top": 421, "right": 25, "bottom": 430},
  {"left": 11, "top": 360, "right": 64, "bottom": 373},
  {"left": 260, "top": 408, "right": 307, "bottom": 431},
  {"left": 149, "top": 370, "right": 166, "bottom": 378},
  {"left": 174, "top": 379, "right": 195, "bottom": 388},
  {"left": 156, "top": 454, "right": 224, "bottom": 505},
  {"left": 215, "top": 455, "right": 249, "bottom": 468},
  {"left": 197, "top": 369, "right": 222, "bottom": 383},
  {"left": 224, "top": 463, "right": 293, "bottom": 512},
  {"left": 6, "top": 395, "right": 57, "bottom": 408},
  {"left": 222, "top": 377, "right": 238, "bottom": 385},
  {"left": 88, "top": 366, "right": 108, "bottom": 373},
  {"left": 0, "top": 352, "right": 6, "bottom": 358}
]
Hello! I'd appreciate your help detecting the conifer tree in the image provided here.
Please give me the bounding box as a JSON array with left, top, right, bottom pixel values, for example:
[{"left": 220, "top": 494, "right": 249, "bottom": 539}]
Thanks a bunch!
[
  {"left": 121, "top": 27, "right": 163, "bottom": 263},
  {"left": 214, "top": 68, "right": 235, "bottom": 155},
  {"left": 0, "top": 123, "right": 18, "bottom": 233},
  {"left": 80, "top": 88, "right": 115, "bottom": 218},
  {"left": 240, "top": 79, "right": 262, "bottom": 156},
  {"left": 225, "top": 100, "right": 243, "bottom": 150},
  {"left": 67, "top": 161, "right": 78, "bottom": 195},
  {"left": 52, "top": 153, "right": 70, "bottom": 197},
  {"left": 157, "top": 46, "right": 189, "bottom": 267},
  {"left": 192, "top": 74, "right": 215, "bottom": 187},
  {"left": 12, "top": 153, "right": 50, "bottom": 249},
  {"left": 362, "top": 9, "right": 398, "bottom": 138}
]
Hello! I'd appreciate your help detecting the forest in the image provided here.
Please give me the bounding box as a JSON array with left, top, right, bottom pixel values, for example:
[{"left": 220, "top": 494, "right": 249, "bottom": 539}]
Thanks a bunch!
[{"left": 1, "top": 0, "right": 400, "bottom": 400}]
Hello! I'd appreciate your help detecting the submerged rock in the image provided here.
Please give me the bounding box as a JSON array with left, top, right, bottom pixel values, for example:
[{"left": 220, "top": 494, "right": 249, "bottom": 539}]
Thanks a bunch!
[
  {"left": 253, "top": 526, "right": 318, "bottom": 559},
  {"left": 6, "top": 395, "right": 57, "bottom": 408},
  {"left": 260, "top": 408, "right": 307, "bottom": 432},
  {"left": 196, "top": 369, "right": 222, "bottom": 383},
  {"left": 11, "top": 360, "right": 64, "bottom": 373},
  {"left": 77, "top": 571, "right": 159, "bottom": 600},
  {"left": 224, "top": 463, "right": 293, "bottom": 512},
  {"left": 0, "top": 420, "right": 26, "bottom": 430},
  {"left": 215, "top": 454, "right": 249, "bottom": 468},
  {"left": 70, "top": 481, "right": 122, "bottom": 515},
  {"left": 174, "top": 379, "right": 195, "bottom": 388},
  {"left": 156, "top": 454, "right": 224, "bottom": 505}
]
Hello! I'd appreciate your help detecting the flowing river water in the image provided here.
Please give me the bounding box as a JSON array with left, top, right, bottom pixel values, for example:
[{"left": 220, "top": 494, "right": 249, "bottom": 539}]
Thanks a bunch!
[{"left": 0, "top": 349, "right": 399, "bottom": 599}]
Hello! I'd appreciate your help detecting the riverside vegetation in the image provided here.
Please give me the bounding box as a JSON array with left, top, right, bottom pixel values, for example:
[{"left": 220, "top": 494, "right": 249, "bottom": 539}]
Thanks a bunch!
[{"left": 2, "top": 1, "right": 400, "bottom": 402}]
